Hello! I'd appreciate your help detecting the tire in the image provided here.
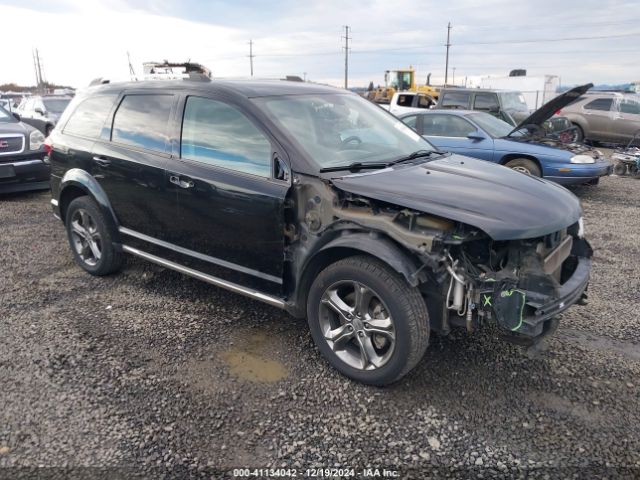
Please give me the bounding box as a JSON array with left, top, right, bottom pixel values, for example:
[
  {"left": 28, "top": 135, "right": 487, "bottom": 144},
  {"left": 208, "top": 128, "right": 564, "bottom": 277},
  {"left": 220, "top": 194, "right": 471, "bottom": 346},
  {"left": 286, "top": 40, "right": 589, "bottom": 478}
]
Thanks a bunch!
[
  {"left": 571, "top": 123, "right": 584, "bottom": 142},
  {"left": 587, "top": 177, "right": 600, "bottom": 186},
  {"left": 65, "top": 196, "right": 123, "bottom": 276},
  {"left": 307, "top": 255, "right": 429, "bottom": 386},
  {"left": 613, "top": 162, "right": 627, "bottom": 176},
  {"left": 505, "top": 158, "right": 542, "bottom": 177}
]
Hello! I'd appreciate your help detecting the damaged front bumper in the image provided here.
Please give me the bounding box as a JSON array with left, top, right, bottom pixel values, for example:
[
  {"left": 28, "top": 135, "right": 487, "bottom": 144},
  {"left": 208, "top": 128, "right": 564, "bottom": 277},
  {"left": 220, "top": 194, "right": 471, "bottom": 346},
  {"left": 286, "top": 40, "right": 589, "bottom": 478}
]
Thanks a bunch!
[{"left": 469, "top": 237, "right": 592, "bottom": 342}]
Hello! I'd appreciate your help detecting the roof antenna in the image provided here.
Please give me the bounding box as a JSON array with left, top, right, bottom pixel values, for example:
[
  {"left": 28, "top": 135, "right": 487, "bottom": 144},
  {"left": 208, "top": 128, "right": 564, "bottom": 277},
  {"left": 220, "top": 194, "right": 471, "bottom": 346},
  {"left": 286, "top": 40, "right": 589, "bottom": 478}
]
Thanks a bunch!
[{"left": 127, "top": 51, "right": 138, "bottom": 81}]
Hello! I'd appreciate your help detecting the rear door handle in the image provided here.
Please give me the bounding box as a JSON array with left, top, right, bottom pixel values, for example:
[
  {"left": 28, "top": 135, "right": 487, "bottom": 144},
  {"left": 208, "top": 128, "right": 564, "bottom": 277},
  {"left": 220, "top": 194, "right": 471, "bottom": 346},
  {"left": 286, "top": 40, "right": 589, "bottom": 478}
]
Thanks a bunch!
[
  {"left": 92, "top": 156, "right": 111, "bottom": 167},
  {"left": 169, "top": 175, "right": 194, "bottom": 189}
]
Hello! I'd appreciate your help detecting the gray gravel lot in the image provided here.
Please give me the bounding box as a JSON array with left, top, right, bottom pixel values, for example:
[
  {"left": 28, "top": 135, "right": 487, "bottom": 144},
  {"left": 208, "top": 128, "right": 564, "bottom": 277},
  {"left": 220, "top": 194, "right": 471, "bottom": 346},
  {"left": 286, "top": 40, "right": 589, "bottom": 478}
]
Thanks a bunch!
[{"left": 0, "top": 176, "right": 639, "bottom": 479}]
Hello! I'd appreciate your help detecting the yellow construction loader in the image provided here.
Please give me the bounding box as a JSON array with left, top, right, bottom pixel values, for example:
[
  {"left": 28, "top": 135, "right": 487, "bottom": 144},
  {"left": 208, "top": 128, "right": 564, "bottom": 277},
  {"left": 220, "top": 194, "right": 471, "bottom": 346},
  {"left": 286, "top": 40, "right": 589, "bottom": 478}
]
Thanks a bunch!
[{"left": 367, "top": 67, "right": 439, "bottom": 104}]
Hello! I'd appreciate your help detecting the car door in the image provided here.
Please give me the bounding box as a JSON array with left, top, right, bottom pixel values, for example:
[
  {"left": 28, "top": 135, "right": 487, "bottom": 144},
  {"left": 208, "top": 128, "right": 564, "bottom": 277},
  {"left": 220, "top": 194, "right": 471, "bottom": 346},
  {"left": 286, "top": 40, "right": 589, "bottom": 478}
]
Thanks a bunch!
[
  {"left": 421, "top": 113, "right": 494, "bottom": 161},
  {"left": 91, "top": 92, "right": 177, "bottom": 241},
  {"left": 613, "top": 97, "right": 640, "bottom": 143},
  {"left": 19, "top": 99, "right": 36, "bottom": 129},
  {"left": 581, "top": 97, "right": 614, "bottom": 141},
  {"left": 165, "top": 94, "right": 290, "bottom": 295},
  {"left": 31, "top": 98, "right": 48, "bottom": 133}
]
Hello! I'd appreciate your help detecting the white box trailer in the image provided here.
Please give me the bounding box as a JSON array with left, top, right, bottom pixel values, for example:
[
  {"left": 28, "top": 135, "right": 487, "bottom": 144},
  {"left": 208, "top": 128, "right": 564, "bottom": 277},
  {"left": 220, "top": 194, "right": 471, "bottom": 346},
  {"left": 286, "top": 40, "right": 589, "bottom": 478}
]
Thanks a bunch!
[{"left": 480, "top": 75, "right": 560, "bottom": 110}]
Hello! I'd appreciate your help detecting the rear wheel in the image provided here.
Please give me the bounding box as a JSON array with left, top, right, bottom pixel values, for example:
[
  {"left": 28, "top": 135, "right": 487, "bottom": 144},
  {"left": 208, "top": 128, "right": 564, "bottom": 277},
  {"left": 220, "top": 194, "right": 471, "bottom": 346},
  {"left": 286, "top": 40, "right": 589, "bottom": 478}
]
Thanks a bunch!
[
  {"left": 505, "top": 158, "right": 542, "bottom": 177},
  {"left": 307, "top": 256, "right": 429, "bottom": 386},
  {"left": 65, "top": 196, "right": 123, "bottom": 276}
]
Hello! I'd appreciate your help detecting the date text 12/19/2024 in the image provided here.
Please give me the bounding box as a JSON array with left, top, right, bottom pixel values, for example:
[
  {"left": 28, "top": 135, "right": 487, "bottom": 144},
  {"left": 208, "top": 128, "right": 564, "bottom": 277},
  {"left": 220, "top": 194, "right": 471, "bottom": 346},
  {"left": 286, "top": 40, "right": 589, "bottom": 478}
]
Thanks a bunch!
[{"left": 232, "top": 467, "right": 400, "bottom": 478}]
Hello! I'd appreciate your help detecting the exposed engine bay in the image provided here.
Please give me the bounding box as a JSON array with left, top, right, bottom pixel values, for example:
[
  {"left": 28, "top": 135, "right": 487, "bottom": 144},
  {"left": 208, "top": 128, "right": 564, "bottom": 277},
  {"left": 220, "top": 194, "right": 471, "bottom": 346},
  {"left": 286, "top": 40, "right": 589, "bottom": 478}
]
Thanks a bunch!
[{"left": 285, "top": 175, "right": 592, "bottom": 346}]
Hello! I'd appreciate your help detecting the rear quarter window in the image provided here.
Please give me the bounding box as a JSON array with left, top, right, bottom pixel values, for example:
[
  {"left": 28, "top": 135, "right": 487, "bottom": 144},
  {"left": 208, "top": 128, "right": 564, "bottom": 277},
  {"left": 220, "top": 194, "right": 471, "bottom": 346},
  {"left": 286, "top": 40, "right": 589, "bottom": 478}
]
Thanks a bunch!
[
  {"left": 63, "top": 94, "right": 118, "bottom": 138},
  {"left": 584, "top": 98, "right": 613, "bottom": 111},
  {"left": 111, "top": 94, "right": 174, "bottom": 153}
]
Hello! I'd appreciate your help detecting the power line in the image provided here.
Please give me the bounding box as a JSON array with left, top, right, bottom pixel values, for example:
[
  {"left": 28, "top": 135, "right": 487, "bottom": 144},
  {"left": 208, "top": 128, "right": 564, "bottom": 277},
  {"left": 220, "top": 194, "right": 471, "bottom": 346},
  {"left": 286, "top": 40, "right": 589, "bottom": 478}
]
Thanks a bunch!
[{"left": 248, "top": 31, "right": 640, "bottom": 59}]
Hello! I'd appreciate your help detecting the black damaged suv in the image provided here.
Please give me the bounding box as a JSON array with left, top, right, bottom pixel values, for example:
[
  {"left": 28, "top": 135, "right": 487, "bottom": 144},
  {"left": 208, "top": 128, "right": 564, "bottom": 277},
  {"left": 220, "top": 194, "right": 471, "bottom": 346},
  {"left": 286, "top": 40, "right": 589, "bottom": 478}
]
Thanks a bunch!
[{"left": 49, "top": 79, "right": 592, "bottom": 385}]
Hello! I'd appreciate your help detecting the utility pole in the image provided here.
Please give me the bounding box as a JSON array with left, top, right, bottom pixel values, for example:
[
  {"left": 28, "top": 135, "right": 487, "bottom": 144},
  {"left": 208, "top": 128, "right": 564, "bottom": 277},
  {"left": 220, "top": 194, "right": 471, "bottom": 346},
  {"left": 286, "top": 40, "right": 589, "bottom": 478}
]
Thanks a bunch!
[
  {"left": 32, "top": 49, "right": 41, "bottom": 90},
  {"left": 303, "top": 72, "right": 307, "bottom": 82},
  {"left": 342, "top": 25, "right": 351, "bottom": 89},
  {"left": 248, "top": 39, "right": 255, "bottom": 77},
  {"left": 444, "top": 22, "right": 451, "bottom": 86},
  {"left": 33, "top": 48, "right": 44, "bottom": 93},
  {"left": 452, "top": 67, "right": 456, "bottom": 86},
  {"left": 127, "top": 51, "right": 137, "bottom": 81}
]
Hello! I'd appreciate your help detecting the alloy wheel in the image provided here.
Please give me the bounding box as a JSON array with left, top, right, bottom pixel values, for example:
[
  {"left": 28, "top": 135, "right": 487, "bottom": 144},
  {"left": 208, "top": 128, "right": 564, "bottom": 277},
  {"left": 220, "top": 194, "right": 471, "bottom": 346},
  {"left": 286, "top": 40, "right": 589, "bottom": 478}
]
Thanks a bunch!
[
  {"left": 511, "top": 165, "right": 532, "bottom": 175},
  {"left": 70, "top": 208, "right": 102, "bottom": 266},
  {"left": 318, "top": 280, "right": 396, "bottom": 370}
]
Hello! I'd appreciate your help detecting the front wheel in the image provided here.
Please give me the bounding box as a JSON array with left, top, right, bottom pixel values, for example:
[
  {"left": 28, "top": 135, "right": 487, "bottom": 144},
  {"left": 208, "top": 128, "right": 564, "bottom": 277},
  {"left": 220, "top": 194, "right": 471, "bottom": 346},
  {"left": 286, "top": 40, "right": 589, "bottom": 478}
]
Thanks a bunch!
[
  {"left": 307, "top": 256, "right": 429, "bottom": 386},
  {"left": 505, "top": 158, "right": 542, "bottom": 177},
  {"left": 571, "top": 123, "right": 584, "bottom": 142}
]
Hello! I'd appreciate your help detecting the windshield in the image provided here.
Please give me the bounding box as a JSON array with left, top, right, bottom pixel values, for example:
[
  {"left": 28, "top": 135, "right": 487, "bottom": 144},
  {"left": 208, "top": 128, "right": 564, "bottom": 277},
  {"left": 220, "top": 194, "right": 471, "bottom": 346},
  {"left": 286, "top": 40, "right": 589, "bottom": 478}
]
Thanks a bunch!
[
  {"left": 258, "top": 93, "right": 433, "bottom": 169},
  {"left": 0, "top": 105, "right": 16, "bottom": 123},
  {"left": 499, "top": 92, "right": 528, "bottom": 112},
  {"left": 43, "top": 98, "right": 71, "bottom": 114},
  {"left": 466, "top": 112, "right": 514, "bottom": 137}
]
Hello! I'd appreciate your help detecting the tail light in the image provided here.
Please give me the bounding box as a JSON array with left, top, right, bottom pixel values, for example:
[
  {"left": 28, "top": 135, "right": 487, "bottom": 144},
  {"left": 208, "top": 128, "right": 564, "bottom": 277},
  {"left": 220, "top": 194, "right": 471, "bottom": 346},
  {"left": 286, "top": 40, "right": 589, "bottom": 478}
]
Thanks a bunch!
[
  {"left": 555, "top": 109, "right": 562, "bottom": 116},
  {"left": 43, "top": 138, "right": 53, "bottom": 164},
  {"left": 43, "top": 138, "right": 53, "bottom": 156}
]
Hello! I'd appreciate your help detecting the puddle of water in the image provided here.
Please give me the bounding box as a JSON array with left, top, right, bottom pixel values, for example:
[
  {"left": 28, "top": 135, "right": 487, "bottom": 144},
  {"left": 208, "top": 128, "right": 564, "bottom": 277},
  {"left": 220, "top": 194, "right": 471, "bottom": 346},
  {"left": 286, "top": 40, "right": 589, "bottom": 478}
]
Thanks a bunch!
[{"left": 221, "top": 331, "right": 288, "bottom": 383}]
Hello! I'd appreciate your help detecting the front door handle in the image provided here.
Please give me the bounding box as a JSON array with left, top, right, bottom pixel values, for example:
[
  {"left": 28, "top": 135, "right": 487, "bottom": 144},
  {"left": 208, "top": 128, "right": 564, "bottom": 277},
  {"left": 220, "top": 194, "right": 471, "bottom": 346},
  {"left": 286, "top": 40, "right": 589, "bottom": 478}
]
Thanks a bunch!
[
  {"left": 169, "top": 175, "right": 194, "bottom": 189},
  {"left": 92, "top": 156, "right": 111, "bottom": 167}
]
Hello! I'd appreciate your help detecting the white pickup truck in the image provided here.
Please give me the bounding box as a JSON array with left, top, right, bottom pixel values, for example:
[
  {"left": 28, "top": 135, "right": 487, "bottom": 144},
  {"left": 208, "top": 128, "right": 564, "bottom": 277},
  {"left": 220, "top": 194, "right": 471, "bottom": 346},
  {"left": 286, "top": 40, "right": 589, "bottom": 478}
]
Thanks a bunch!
[{"left": 380, "top": 91, "right": 436, "bottom": 116}]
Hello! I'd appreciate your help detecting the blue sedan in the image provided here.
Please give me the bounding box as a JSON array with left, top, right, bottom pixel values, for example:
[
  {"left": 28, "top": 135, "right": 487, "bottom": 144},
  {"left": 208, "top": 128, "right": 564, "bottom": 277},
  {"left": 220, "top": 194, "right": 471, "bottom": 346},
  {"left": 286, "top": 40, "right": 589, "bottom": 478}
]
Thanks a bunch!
[{"left": 398, "top": 110, "right": 611, "bottom": 185}]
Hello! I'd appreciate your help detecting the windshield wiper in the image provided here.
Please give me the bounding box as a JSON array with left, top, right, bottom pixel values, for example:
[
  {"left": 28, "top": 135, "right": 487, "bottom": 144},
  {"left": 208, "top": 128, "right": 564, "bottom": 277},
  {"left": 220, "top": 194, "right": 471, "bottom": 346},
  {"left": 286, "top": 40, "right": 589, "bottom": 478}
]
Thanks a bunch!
[
  {"left": 387, "top": 149, "right": 445, "bottom": 166},
  {"left": 319, "top": 162, "right": 388, "bottom": 173}
]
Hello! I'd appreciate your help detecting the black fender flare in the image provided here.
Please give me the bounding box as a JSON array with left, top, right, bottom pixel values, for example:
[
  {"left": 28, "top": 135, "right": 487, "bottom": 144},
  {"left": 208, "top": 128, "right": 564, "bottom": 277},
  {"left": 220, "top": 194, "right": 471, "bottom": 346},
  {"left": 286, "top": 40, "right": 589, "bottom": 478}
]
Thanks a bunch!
[
  {"left": 316, "top": 232, "right": 425, "bottom": 287},
  {"left": 59, "top": 168, "right": 120, "bottom": 239}
]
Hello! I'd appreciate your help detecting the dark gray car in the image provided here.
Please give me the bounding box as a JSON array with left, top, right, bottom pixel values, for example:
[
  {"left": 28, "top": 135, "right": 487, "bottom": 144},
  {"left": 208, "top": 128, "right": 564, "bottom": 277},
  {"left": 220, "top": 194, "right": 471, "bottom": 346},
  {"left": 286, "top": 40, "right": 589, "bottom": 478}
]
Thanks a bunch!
[{"left": 436, "top": 88, "right": 530, "bottom": 125}]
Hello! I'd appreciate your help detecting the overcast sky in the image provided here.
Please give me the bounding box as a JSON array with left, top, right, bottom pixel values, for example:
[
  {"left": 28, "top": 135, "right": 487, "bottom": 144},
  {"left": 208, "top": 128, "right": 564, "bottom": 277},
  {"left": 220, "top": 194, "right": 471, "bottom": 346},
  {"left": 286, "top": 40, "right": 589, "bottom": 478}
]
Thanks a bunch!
[{"left": 1, "top": 0, "right": 639, "bottom": 89}]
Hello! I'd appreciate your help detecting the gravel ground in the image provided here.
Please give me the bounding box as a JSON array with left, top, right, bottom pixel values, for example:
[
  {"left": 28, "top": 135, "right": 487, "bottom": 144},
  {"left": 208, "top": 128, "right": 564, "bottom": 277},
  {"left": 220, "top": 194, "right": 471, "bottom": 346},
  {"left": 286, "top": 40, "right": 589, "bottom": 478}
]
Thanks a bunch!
[{"left": 0, "top": 175, "right": 639, "bottom": 479}]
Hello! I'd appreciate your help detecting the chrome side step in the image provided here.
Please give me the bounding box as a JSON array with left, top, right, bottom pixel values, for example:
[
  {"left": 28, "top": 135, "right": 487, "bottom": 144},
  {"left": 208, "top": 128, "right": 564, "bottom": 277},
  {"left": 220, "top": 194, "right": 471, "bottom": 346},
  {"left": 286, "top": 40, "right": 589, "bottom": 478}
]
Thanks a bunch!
[{"left": 122, "top": 245, "right": 286, "bottom": 309}]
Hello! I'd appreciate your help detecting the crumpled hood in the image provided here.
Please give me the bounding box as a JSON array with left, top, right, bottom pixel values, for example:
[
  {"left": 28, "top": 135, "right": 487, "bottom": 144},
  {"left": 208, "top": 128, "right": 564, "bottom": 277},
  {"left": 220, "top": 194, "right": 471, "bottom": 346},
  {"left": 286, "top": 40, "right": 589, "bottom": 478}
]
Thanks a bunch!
[
  {"left": 331, "top": 155, "right": 582, "bottom": 240},
  {"left": 508, "top": 83, "right": 592, "bottom": 136}
]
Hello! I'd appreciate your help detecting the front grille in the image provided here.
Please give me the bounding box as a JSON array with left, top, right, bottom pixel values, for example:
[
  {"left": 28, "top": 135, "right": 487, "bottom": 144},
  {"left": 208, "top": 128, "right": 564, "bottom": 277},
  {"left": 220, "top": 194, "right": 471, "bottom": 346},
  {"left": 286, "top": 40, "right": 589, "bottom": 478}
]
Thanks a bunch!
[{"left": 0, "top": 135, "right": 25, "bottom": 156}]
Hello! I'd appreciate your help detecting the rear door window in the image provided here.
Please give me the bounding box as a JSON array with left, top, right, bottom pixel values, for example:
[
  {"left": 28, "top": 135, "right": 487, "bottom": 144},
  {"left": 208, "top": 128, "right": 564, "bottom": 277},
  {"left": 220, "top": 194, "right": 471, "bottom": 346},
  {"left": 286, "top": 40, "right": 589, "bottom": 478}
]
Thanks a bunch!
[
  {"left": 111, "top": 94, "right": 173, "bottom": 153},
  {"left": 474, "top": 93, "right": 500, "bottom": 111},
  {"left": 180, "top": 96, "right": 272, "bottom": 177},
  {"left": 440, "top": 92, "right": 470, "bottom": 109},
  {"left": 584, "top": 98, "right": 613, "bottom": 111},
  {"left": 422, "top": 114, "right": 476, "bottom": 137},
  {"left": 64, "top": 94, "right": 117, "bottom": 138}
]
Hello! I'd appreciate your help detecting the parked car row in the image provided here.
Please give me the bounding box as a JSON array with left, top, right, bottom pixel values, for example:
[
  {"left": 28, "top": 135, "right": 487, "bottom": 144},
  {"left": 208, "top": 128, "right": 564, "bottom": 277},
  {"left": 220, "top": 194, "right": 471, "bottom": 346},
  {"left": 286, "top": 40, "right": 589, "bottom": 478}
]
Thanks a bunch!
[
  {"left": 43, "top": 78, "right": 594, "bottom": 385},
  {"left": 397, "top": 84, "right": 611, "bottom": 185}
]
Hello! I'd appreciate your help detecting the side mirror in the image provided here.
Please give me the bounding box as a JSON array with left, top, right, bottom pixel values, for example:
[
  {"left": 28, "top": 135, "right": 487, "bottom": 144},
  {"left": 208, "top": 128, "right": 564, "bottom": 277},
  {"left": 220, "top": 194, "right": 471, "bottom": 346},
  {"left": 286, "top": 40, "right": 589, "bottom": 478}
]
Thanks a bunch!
[
  {"left": 35, "top": 107, "right": 45, "bottom": 115},
  {"left": 467, "top": 130, "right": 487, "bottom": 141},
  {"left": 12, "top": 112, "right": 21, "bottom": 121},
  {"left": 488, "top": 105, "right": 500, "bottom": 114}
]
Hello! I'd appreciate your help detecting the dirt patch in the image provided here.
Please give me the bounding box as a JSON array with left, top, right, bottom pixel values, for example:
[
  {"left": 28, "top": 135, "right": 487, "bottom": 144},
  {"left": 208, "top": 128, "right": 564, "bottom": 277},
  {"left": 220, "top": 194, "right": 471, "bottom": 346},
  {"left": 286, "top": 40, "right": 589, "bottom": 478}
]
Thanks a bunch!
[{"left": 220, "top": 330, "right": 288, "bottom": 383}]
